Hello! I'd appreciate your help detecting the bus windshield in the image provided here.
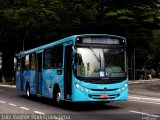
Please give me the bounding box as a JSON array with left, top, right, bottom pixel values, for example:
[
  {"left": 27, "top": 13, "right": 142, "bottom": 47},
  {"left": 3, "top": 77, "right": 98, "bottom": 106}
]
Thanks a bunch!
[{"left": 74, "top": 47, "right": 126, "bottom": 78}]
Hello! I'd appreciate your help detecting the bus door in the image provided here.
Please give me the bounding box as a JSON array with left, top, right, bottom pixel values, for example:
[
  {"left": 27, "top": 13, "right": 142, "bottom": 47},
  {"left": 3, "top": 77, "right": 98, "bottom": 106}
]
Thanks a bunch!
[
  {"left": 20, "top": 57, "right": 24, "bottom": 91},
  {"left": 64, "top": 43, "right": 73, "bottom": 100},
  {"left": 36, "top": 52, "right": 43, "bottom": 95}
]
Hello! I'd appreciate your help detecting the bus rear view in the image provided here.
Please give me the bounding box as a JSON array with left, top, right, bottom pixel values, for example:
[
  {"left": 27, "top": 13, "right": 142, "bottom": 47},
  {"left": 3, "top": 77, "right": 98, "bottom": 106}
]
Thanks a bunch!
[{"left": 72, "top": 35, "right": 128, "bottom": 103}]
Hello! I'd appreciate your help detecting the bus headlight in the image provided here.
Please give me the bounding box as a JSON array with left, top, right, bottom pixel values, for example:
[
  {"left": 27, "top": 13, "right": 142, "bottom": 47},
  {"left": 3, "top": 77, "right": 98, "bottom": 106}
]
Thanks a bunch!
[
  {"left": 74, "top": 82, "right": 90, "bottom": 93},
  {"left": 125, "top": 84, "right": 128, "bottom": 87},
  {"left": 81, "top": 87, "right": 84, "bottom": 91},
  {"left": 86, "top": 89, "right": 89, "bottom": 93},
  {"left": 118, "top": 84, "right": 128, "bottom": 92},
  {"left": 75, "top": 83, "right": 80, "bottom": 88}
]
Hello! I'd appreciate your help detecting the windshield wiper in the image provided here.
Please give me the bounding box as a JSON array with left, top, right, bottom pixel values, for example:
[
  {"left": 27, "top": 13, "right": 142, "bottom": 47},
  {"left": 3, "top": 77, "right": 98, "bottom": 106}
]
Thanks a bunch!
[{"left": 88, "top": 47, "right": 102, "bottom": 70}]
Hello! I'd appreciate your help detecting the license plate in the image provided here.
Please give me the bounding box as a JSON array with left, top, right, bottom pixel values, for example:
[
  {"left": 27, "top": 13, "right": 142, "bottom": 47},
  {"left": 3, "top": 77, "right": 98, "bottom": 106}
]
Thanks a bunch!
[{"left": 100, "top": 94, "right": 109, "bottom": 98}]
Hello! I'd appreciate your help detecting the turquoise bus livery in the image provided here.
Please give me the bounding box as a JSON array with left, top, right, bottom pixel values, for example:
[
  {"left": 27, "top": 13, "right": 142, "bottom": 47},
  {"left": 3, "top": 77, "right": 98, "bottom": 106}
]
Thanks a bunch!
[{"left": 16, "top": 34, "right": 128, "bottom": 105}]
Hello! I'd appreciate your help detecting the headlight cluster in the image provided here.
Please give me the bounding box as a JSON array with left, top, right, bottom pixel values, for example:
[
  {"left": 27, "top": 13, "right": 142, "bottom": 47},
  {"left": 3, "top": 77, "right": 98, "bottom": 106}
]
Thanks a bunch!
[
  {"left": 118, "top": 84, "right": 128, "bottom": 92},
  {"left": 74, "top": 82, "right": 89, "bottom": 93}
]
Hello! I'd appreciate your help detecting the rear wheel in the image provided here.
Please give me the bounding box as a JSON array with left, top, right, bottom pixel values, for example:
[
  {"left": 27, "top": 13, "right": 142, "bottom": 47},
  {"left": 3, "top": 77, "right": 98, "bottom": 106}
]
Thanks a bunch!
[
  {"left": 56, "top": 91, "right": 61, "bottom": 104},
  {"left": 26, "top": 85, "right": 30, "bottom": 98},
  {"left": 53, "top": 87, "right": 61, "bottom": 105}
]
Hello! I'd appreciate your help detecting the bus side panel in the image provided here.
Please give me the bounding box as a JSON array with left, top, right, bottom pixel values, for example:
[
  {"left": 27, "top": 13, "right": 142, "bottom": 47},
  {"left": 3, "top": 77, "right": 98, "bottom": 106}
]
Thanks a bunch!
[
  {"left": 42, "top": 69, "right": 64, "bottom": 99},
  {"left": 30, "top": 70, "right": 36, "bottom": 95},
  {"left": 42, "top": 69, "right": 54, "bottom": 98},
  {"left": 23, "top": 70, "right": 36, "bottom": 95},
  {"left": 16, "top": 71, "right": 21, "bottom": 90}
]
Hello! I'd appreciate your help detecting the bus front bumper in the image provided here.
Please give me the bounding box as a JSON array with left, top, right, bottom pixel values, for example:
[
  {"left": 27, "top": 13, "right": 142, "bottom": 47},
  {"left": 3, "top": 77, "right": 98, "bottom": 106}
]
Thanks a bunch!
[{"left": 72, "top": 85, "right": 128, "bottom": 102}]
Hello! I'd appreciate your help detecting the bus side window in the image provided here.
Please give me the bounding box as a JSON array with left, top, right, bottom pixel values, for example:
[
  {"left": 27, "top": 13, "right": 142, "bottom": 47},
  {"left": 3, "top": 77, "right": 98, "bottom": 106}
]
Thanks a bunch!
[
  {"left": 16, "top": 58, "right": 21, "bottom": 71},
  {"left": 25, "top": 54, "right": 30, "bottom": 70},
  {"left": 44, "top": 48, "right": 52, "bottom": 69},
  {"left": 52, "top": 46, "right": 63, "bottom": 68},
  {"left": 30, "top": 53, "right": 36, "bottom": 69}
]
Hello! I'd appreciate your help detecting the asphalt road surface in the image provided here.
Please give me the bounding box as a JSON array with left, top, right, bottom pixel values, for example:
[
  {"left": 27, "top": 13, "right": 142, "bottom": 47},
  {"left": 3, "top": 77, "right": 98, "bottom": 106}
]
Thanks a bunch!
[{"left": 0, "top": 80, "right": 160, "bottom": 120}]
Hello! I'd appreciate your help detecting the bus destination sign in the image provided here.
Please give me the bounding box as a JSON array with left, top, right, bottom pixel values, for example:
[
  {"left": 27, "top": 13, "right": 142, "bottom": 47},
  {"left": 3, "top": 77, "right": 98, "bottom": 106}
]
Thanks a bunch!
[{"left": 77, "top": 37, "right": 124, "bottom": 45}]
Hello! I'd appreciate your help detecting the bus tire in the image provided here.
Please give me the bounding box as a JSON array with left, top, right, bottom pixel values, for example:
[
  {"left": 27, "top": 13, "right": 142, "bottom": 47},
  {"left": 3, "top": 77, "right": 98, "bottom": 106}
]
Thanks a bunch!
[
  {"left": 26, "top": 84, "right": 30, "bottom": 98},
  {"left": 53, "top": 86, "right": 61, "bottom": 105}
]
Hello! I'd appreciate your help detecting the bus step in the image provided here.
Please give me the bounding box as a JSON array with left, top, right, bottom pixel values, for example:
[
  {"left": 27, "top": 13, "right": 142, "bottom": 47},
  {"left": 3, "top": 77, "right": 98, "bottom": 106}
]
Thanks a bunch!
[{"left": 36, "top": 94, "right": 42, "bottom": 97}]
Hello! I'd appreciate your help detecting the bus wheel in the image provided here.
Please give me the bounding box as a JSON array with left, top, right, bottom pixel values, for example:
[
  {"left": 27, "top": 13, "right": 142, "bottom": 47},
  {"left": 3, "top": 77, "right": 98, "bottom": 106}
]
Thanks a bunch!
[
  {"left": 56, "top": 92, "right": 61, "bottom": 104},
  {"left": 26, "top": 85, "right": 30, "bottom": 98},
  {"left": 53, "top": 88, "right": 61, "bottom": 105}
]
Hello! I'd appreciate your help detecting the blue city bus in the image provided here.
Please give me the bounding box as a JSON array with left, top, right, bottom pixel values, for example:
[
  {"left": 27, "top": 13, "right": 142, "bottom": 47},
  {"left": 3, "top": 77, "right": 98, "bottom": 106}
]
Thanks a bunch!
[{"left": 16, "top": 34, "right": 128, "bottom": 105}]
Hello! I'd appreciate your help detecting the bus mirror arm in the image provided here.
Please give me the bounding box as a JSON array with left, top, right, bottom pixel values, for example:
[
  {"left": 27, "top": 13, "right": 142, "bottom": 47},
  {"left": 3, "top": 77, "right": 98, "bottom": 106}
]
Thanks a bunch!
[{"left": 72, "top": 46, "right": 76, "bottom": 52}]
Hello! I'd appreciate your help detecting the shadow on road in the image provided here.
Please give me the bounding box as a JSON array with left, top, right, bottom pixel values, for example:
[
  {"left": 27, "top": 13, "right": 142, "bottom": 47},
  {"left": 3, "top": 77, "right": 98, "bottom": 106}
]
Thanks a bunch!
[
  {"left": 145, "top": 83, "right": 160, "bottom": 92},
  {"left": 19, "top": 95, "right": 122, "bottom": 112}
]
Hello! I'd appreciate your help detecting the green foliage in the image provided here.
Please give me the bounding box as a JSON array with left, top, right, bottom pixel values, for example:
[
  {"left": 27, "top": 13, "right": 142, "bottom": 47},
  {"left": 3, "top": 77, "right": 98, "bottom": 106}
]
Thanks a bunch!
[
  {"left": 151, "top": 30, "right": 160, "bottom": 55},
  {"left": 106, "top": 9, "right": 133, "bottom": 17},
  {"left": 0, "top": 0, "right": 160, "bottom": 76}
]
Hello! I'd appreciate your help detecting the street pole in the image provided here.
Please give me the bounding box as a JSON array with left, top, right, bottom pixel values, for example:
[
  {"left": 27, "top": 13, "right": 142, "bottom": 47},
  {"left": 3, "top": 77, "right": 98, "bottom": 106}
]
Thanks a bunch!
[
  {"left": 133, "top": 49, "right": 135, "bottom": 80},
  {"left": 23, "top": 39, "right": 24, "bottom": 51}
]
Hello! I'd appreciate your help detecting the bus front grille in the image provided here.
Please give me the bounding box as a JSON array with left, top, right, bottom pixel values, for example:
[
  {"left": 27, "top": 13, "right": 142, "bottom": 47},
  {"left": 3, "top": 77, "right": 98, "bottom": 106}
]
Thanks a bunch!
[
  {"left": 88, "top": 94, "right": 120, "bottom": 99},
  {"left": 90, "top": 88, "right": 118, "bottom": 91}
]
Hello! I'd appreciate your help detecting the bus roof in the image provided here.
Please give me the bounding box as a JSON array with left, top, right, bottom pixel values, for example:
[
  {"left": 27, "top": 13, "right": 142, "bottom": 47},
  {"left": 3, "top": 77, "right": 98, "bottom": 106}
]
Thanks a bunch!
[{"left": 17, "top": 34, "right": 126, "bottom": 57}]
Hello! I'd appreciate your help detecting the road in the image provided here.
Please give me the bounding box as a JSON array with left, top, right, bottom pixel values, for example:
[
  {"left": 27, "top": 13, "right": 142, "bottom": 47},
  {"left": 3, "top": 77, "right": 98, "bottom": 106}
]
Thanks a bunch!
[{"left": 0, "top": 80, "right": 160, "bottom": 120}]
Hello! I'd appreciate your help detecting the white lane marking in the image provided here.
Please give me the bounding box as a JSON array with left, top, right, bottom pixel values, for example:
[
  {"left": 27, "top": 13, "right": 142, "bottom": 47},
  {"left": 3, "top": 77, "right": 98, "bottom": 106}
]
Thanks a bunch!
[
  {"left": 19, "top": 107, "right": 30, "bottom": 111},
  {"left": 129, "top": 99, "right": 160, "bottom": 105},
  {"left": 8, "top": 103, "right": 16, "bottom": 106},
  {"left": 0, "top": 90, "right": 4, "bottom": 92},
  {"left": 130, "top": 110, "right": 160, "bottom": 118},
  {"left": 130, "top": 90, "right": 160, "bottom": 96},
  {"left": 34, "top": 111, "right": 45, "bottom": 115},
  {"left": 129, "top": 96, "right": 160, "bottom": 102},
  {"left": 0, "top": 101, "right": 6, "bottom": 103}
]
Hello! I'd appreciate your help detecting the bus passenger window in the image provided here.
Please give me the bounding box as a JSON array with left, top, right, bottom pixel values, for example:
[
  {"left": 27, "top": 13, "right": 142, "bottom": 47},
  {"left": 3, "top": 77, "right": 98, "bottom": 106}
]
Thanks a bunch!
[
  {"left": 16, "top": 59, "right": 21, "bottom": 71},
  {"left": 30, "top": 53, "right": 36, "bottom": 69},
  {"left": 25, "top": 55, "right": 30, "bottom": 69},
  {"left": 52, "top": 46, "right": 63, "bottom": 68},
  {"left": 44, "top": 48, "right": 52, "bottom": 69}
]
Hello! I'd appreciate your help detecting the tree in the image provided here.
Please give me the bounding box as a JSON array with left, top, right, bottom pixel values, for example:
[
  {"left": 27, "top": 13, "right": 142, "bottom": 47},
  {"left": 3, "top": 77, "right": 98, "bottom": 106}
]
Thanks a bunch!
[
  {"left": 0, "top": 0, "right": 160, "bottom": 79},
  {"left": 0, "top": 0, "right": 62, "bottom": 79}
]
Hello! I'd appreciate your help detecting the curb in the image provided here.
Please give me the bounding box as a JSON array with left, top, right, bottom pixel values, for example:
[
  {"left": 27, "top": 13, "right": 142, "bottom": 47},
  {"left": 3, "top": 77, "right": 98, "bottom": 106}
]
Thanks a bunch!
[
  {"left": 0, "top": 84, "right": 16, "bottom": 88},
  {"left": 128, "top": 79, "right": 160, "bottom": 85}
]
